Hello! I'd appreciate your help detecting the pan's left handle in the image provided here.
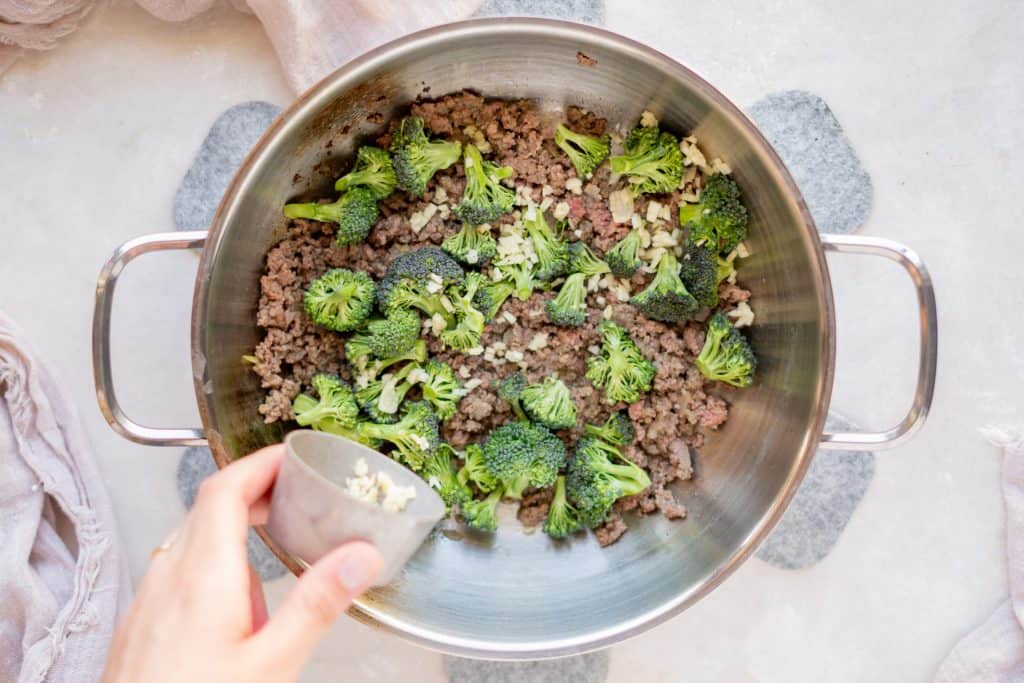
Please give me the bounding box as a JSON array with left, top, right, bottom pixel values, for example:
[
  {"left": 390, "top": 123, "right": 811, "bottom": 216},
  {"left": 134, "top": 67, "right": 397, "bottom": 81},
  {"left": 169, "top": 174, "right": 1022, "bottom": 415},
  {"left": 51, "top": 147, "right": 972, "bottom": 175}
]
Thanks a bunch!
[{"left": 92, "top": 231, "right": 209, "bottom": 447}]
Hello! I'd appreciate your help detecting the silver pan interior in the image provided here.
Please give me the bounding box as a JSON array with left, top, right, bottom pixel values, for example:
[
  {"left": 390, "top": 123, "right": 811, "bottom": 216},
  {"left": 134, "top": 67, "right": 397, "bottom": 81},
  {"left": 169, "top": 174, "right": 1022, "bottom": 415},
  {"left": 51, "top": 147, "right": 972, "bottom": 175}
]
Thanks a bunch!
[{"left": 191, "top": 19, "right": 832, "bottom": 659}]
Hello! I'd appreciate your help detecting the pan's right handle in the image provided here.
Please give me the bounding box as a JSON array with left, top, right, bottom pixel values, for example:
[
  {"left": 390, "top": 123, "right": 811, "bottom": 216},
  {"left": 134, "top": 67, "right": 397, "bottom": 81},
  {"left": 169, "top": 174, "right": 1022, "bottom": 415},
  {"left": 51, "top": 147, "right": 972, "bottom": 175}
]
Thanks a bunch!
[
  {"left": 92, "top": 231, "right": 208, "bottom": 447},
  {"left": 818, "top": 234, "right": 938, "bottom": 451}
]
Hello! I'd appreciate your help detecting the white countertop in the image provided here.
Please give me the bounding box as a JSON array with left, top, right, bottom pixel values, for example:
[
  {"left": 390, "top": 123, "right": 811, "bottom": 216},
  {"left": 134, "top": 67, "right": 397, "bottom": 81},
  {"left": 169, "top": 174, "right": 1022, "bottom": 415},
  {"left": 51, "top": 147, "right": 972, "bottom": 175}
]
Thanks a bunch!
[{"left": 1, "top": 1, "right": 1021, "bottom": 680}]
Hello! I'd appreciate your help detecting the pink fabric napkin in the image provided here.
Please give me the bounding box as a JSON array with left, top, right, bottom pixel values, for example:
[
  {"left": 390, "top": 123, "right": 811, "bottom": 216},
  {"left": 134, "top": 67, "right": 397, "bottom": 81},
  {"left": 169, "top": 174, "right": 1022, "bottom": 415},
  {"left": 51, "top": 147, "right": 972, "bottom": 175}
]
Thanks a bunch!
[
  {"left": 0, "top": 0, "right": 482, "bottom": 92},
  {"left": 935, "top": 427, "right": 1024, "bottom": 682},
  {"left": 0, "top": 311, "right": 132, "bottom": 682}
]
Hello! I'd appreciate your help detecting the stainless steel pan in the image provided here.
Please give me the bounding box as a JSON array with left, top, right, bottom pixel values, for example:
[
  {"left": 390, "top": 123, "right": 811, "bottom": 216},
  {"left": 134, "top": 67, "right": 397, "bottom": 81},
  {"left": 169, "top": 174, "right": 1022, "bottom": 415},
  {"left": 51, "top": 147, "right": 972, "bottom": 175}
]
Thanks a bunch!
[{"left": 92, "top": 19, "right": 937, "bottom": 659}]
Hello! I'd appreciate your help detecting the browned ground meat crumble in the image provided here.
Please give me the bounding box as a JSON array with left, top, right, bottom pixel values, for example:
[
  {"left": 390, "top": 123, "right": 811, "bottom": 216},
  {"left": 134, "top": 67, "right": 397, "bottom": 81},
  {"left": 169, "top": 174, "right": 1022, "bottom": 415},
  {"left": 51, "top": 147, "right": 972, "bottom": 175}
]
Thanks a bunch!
[{"left": 252, "top": 92, "right": 750, "bottom": 545}]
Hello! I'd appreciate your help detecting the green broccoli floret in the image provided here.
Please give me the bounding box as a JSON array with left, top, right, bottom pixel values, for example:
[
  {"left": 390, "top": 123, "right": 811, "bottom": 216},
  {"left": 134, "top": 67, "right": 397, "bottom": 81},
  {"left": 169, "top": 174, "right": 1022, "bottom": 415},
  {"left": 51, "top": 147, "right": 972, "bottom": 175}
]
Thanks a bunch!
[
  {"left": 695, "top": 312, "right": 757, "bottom": 388},
  {"left": 357, "top": 401, "right": 440, "bottom": 471},
  {"left": 630, "top": 251, "right": 698, "bottom": 323},
  {"left": 442, "top": 223, "right": 498, "bottom": 265},
  {"left": 457, "top": 443, "right": 499, "bottom": 493},
  {"left": 585, "top": 321, "right": 655, "bottom": 404},
  {"left": 520, "top": 376, "right": 577, "bottom": 430},
  {"left": 482, "top": 421, "right": 567, "bottom": 499},
  {"left": 566, "top": 435, "right": 651, "bottom": 528},
  {"left": 523, "top": 204, "right": 569, "bottom": 280},
  {"left": 334, "top": 146, "right": 396, "bottom": 199},
  {"left": 347, "top": 338, "right": 427, "bottom": 386},
  {"left": 460, "top": 487, "right": 504, "bottom": 532},
  {"left": 678, "top": 173, "right": 749, "bottom": 254},
  {"left": 717, "top": 250, "right": 737, "bottom": 284},
  {"left": 284, "top": 187, "right": 379, "bottom": 246},
  {"left": 472, "top": 278, "right": 515, "bottom": 322},
  {"left": 583, "top": 411, "right": 635, "bottom": 446},
  {"left": 568, "top": 241, "right": 610, "bottom": 277},
  {"left": 679, "top": 242, "right": 719, "bottom": 308},
  {"left": 438, "top": 272, "right": 487, "bottom": 352},
  {"left": 422, "top": 443, "right": 471, "bottom": 511},
  {"left": 292, "top": 375, "right": 380, "bottom": 447},
  {"left": 291, "top": 374, "right": 360, "bottom": 430},
  {"left": 543, "top": 475, "right": 581, "bottom": 539},
  {"left": 609, "top": 125, "right": 683, "bottom": 195},
  {"left": 495, "top": 372, "right": 527, "bottom": 416},
  {"left": 544, "top": 272, "right": 588, "bottom": 327},
  {"left": 419, "top": 359, "right": 467, "bottom": 421},
  {"left": 377, "top": 246, "right": 464, "bottom": 312},
  {"left": 604, "top": 229, "right": 643, "bottom": 278},
  {"left": 496, "top": 257, "right": 536, "bottom": 302},
  {"left": 303, "top": 268, "right": 375, "bottom": 332},
  {"left": 554, "top": 123, "right": 611, "bottom": 179},
  {"left": 453, "top": 144, "right": 515, "bottom": 225},
  {"left": 389, "top": 116, "right": 462, "bottom": 196},
  {"left": 365, "top": 308, "right": 420, "bottom": 358},
  {"left": 355, "top": 360, "right": 421, "bottom": 423}
]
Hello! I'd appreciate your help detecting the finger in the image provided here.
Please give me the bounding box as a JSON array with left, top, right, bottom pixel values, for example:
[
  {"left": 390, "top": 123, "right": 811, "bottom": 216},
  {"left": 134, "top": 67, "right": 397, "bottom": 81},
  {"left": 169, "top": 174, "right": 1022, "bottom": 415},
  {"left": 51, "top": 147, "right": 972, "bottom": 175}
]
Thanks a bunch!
[
  {"left": 249, "top": 567, "right": 269, "bottom": 634},
  {"left": 248, "top": 542, "right": 382, "bottom": 667},
  {"left": 184, "top": 444, "right": 286, "bottom": 559}
]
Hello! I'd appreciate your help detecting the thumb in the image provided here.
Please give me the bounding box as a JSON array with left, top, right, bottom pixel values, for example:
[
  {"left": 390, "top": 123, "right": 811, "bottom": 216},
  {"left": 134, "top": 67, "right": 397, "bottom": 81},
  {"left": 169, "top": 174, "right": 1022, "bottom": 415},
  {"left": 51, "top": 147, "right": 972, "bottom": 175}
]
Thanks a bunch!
[{"left": 252, "top": 541, "right": 382, "bottom": 668}]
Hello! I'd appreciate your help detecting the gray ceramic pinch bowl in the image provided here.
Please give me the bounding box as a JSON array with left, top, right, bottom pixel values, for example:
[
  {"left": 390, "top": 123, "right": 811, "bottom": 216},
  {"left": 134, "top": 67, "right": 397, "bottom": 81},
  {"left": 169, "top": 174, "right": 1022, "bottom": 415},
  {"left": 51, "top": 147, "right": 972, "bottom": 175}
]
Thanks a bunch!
[{"left": 265, "top": 430, "right": 446, "bottom": 586}]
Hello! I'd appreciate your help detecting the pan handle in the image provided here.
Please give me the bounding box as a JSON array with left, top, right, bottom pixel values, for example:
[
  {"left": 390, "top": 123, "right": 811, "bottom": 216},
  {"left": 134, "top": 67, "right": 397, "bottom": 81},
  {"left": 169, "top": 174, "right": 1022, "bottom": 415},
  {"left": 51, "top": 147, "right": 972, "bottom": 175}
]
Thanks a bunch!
[
  {"left": 92, "top": 231, "right": 209, "bottom": 447},
  {"left": 818, "top": 234, "right": 937, "bottom": 450}
]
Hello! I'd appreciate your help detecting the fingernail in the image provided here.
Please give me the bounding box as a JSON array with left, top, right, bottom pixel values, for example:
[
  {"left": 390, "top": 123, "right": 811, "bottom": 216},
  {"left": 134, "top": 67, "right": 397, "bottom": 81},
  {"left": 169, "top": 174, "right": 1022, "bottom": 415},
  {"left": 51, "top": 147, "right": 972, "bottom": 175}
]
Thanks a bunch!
[{"left": 337, "top": 544, "right": 381, "bottom": 592}]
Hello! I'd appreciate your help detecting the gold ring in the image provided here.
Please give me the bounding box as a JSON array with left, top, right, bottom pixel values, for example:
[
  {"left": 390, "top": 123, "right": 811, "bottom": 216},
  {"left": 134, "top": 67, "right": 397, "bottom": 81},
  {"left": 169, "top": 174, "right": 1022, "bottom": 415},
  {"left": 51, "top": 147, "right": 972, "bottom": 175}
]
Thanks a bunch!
[{"left": 149, "top": 530, "right": 178, "bottom": 560}]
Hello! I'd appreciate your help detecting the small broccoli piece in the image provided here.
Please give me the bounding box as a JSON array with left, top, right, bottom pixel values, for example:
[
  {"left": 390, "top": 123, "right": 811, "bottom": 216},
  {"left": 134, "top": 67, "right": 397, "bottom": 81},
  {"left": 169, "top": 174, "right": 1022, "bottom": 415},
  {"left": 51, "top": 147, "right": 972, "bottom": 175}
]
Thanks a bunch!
[
  {"left": 284, "top": 187, "right": 379, "bottom": 246},
  {"left": 583, "top": 411, "right": 635, "bottom": 446},
  {"left": 630, "top": 251, "right": 699, "bottom": 322},
  {"left": 609, "top": 125, "right": 683, "bottom": 195},
  {"left": 334, "top": 146, "right": 396, "bottom": 199},
  {"left": 678, "top": 173, "right": 749, "bottom": 254},
  {"left": 453, "top": 144, "right": 515, "bottom": 225},
  {"left": 520, "top": 377, "right": 577, "bottom": 430},
  {"left": 438, "top": 272, "right": 487, "bottom": 352},
  {"left": 365, "top": 308, "right": 420, "bottom": 358},
  {"left": 523, "top": 204, "right": 569, "bottom": 280},
  {"left": 472, "top": 278, "right": 515, "bottom": 322},
  {"left": 357, "top": 401, "right": 440, "bottom": 471},
  {"left": 419, "top": 359, "right": 467, "bottom": 421},
  {"left": 442, "top": 223, "right": 498, "bottom": 265},
  {"left": 604, "top": 229, "right": 643, "bottom": 278},
  {"left": 355, "top": 360, "right": 422, "bottom": 423},
  {"left": 679, "top": 241, "right": 719, "bottom": 308},
  {"left": 568, "top": 241, "right": 610, "bottom": 277},
  {"left": 303, "top": 268, "right": 375, "bottom": 332},
  {"left": 543, "top": 475, "right": 581, "bottom": 539},
  {"left": 494, "top": 372, "right": 527, "bottom": 416},
  {"left": 377, "top": 246, "right": 464, "bottom": 311},
  {"left": 460, "top": 487, "right": 504, "bottom": 532},
  {"left": 457, "top": 443, "right": 499, "bottom": 493},
  {"left": 544, "top": 272, "right": 588, "bottom": 327},
  {"left": 567, "top": 435, "right": 651, "bottom": 528},
  {"left": 348, "top": 338, "right": 426, "bottom": 388},
  {"left": 695, "top": 312, "right": 757, "bottom": 388},
  {"left": 482, "top": 421, "right": 566, "bottom": 499},
  {"left": 497, "top": 258, "right": 536, "bottom": 302},
  {"left": 586, "top": 321, "right": 655, "bottom": 404},
  {"left": 423, "top": 443, "right": 472, "bottom": 511},
  {"left": 291, "top": 374, "right": 360, "bottom": 430},
  {"left": 554, "top": 123, "right": 611, "bottom": 179},
  {"left": 717, "top": 251, "right": 736, "bottom": 284},
  {"left": 389, "top": 117, "right": 462, "bottom": 196}
]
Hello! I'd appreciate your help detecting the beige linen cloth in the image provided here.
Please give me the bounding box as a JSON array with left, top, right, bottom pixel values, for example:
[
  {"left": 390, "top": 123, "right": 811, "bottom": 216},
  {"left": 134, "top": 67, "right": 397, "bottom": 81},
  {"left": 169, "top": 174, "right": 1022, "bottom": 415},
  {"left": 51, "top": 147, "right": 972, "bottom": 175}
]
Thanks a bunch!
[
  {"left": 0, "top": 311, "right": 132, "bottom": 682},
  {"left": 934, "top": 427, "right": 1024, "bottom": 682},
  {"left": 0, "top": 0, "right": 482, "bottom": 92}
]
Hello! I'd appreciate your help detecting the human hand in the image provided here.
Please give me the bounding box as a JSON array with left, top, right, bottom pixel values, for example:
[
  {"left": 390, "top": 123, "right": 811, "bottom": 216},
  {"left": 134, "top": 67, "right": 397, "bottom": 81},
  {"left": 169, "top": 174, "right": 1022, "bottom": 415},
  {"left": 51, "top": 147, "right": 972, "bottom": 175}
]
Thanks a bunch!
[{"left": 102, "top": 444, "right": 382, "bottom": 682}]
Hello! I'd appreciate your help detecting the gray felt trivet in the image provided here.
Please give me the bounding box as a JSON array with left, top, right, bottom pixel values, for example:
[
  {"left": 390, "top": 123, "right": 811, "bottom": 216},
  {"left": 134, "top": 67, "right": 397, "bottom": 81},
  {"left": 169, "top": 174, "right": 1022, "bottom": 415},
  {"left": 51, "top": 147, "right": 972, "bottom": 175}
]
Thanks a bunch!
[
  {"left": 446, "top": 651, "right": 610, "bottom": 683},
  {"left": 756, "top": 413, "right": 876, "bottom": 569},
  {"left": 173, "top": 101, "right": 282, "bottom": 232},
  {"left": 747, "top": 90, "right": 872, "bottom": 234},
  {"left": 177, "top": 446, "right": 289, "bottom": 581},
  {"left": 477, "top": 0, "right": 605, "bottom": 23}
]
